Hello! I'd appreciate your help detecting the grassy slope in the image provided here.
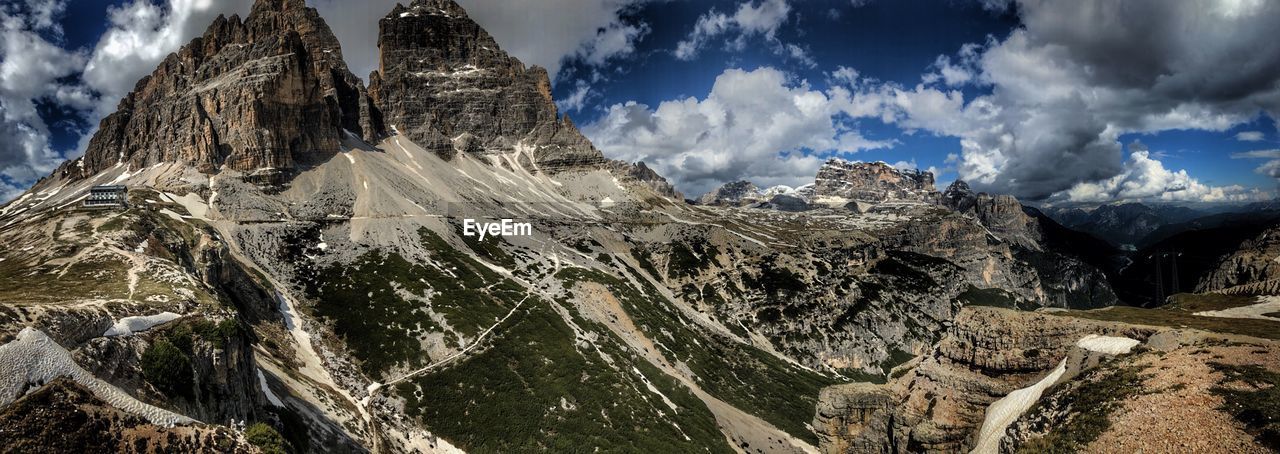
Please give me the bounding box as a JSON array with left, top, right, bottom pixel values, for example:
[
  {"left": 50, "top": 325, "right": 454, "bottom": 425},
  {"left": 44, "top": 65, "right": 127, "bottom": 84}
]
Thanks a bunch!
[
  {"left": 557, "top": 267, "right": 840, "bottom": 445},
  {"left": 1051, "top": 293, "right": 1280, "bottom": 341},
  {"left": 303, "top": 227, "right": 733, "bottom": 452}
]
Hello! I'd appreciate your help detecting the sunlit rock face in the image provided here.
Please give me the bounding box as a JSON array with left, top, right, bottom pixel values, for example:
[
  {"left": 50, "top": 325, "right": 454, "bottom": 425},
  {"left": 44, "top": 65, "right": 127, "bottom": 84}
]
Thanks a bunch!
[
  {"left": 371, "top": 0, "right": 603, "bottom": 171},
  {"left": 812, "top": 159, "right": 937, "bottom": 203},
  {"left": 60, "top": 0, "right": 381, "bottom": 182}
]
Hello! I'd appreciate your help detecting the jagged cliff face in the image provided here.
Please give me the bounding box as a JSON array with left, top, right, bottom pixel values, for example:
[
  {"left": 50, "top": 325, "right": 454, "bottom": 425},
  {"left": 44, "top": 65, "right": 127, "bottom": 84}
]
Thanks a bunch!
[
  {"left": 812, "top": 159, "right": 936, "bottom": 203},
  {"left": 698, "top": 180, "right": 762, "bottom": 206},
  {"left": 371, "top": 0, "right": 602, "bottom": 170},
  {"left": 53, "top": 0, "right": 381, "bottom": 184},
  {"left": 1198, "top": 224, "right": 1280, "bottom": 294},
  {"left": 941, "top": 180, "right": 1041, "bottom": 249}
]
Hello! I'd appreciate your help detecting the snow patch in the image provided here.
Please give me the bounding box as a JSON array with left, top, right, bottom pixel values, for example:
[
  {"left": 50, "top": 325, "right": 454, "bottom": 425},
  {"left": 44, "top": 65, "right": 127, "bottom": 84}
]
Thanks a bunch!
[
  {"left": 104, "top": 312, "right": 182, "bottom": 336},
  {"left": 158, "top": 209, "right": 187, "bottom": 223},
  {"left": 0, "top": 328, "right": 193, "bottom": 427},
  {"left": 257, "top": 369, "right": 285, "bottom": 407},
  {"left": 1194, "top": 296, "right": 1280, "bottom": 321},
  {"left": 163, "top": 192, "right": 209, "bottom": 219},
  {"left": 972, "top": 359, "right": 1068, "bottom": 454},
  {"left": 1076, "top": 334, "right": 1140, "bottom": 355}
]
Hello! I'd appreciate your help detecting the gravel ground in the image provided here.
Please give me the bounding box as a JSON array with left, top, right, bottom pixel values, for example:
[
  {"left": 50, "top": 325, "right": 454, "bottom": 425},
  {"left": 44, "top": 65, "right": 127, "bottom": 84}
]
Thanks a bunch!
[{"left": 1085, "top": 343, "right": 1278, "bottom": 453}]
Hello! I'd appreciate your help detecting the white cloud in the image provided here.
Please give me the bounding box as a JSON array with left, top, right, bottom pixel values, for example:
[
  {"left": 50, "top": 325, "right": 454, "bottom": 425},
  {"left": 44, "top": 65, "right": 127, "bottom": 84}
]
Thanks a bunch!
[
  {"left": 556, "top": 81, "right": 591, "bottom": 114},
  {"left": 674, "top": 0, "right": 791, "bottom": 61},
  {"left": 83, "top": 0, "right": 254, "bottom": 117},
  {"left": 1235, "top": 130, "right": 1265, "bottom": 141},
  {"left": 0, "top": 0, "right": 86, "bottom": 199},
  {"left": 860, "top": 0, "right": 1280, "bottom": 201},
  {"left": 1058, "top": 145, "right": 1261, "bottom": 203},
  {"left": 1232, "top": 148, "right": 1280, "bottom": 179},
  {"left": 582, "top": 66, "right": 894, "bottom": 196}
]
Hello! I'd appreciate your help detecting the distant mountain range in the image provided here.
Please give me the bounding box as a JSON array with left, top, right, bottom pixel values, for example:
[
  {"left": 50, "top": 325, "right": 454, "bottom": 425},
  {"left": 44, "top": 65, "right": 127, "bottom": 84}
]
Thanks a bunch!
[{"left": 1042, "top": 201, "right": 1278, "bottom": 249}]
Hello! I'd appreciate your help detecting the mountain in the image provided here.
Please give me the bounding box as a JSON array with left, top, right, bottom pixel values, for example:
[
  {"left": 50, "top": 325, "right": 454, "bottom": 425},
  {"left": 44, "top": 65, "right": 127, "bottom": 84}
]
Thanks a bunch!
[
  {"left": 1, "top": 1, "right": 1278, "bottom": 453},
  {"left": 1042, "top": 203, "right": 1202, "bottom": 248},
  {"left": 369, "top": 0, "right": 601, "bottom": 171},
  {"left": 698, "top": 159, "right": 938, "bottom": 210},
  {"left": 49, "top": 0, "right": 381, "bottom": 185},
  {"left": 810, "top": 159, "right": 936, "bottom": 204},
  {"left": 1113, "top": 209, "right": 1280, "bottom": 306}
]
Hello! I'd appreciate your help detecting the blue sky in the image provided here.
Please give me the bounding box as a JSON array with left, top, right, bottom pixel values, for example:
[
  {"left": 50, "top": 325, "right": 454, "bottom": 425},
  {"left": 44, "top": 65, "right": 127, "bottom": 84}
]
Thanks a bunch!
[{"left": 3, "top": 0, "right": 1280, "bottom": 203}]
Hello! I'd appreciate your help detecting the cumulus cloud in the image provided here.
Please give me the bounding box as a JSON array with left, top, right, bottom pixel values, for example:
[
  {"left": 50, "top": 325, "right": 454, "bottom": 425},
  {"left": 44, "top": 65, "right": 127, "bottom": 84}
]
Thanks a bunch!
[
  {"left": 83, "top": 0, "right": 253, "bottom": 116},
  {"left": 582, "top": 66, "right": 894, "bottom": 196},
  {"left": 1235, "top": 130, "right": 1265, "bottom": 142},
  {"left": 862, "top": 0, "right": 1280, "bottom": 201},
  {"left": 0, "top": 0, "right": 86, "bottom": 199},
  {"left": 674, "top": 0, "right": 802, "bottom": 64},
  {"left": 555, "top": 80, "right": 591, "bottom": 114},
  {"left": 1059, "top": 142, "right": 1262, "bottom": 203}
]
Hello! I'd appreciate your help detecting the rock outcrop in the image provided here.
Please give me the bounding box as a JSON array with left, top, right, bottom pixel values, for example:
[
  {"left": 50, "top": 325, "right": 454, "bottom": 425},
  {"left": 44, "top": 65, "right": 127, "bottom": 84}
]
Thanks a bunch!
[
  {"left": 55, "top": 0, "right": 382, "bottom": 182},
  {"left": 812, "top": 307, "right": 1156, "bottom": 453},
  {"left": 941, "top": 180, "right": 1041, "bottom": 249},
  {"left": 1198, "top": 224, "right": 1280, "bottom": 294},
  {"left": 697, "top": 180, "right": 762, "bottom": 206},
  {"left": 812, "top": 159, "right": 937, "bottom": 203},
  {"left": 371, "top": 0, "right": 603, "bottom": 170}
]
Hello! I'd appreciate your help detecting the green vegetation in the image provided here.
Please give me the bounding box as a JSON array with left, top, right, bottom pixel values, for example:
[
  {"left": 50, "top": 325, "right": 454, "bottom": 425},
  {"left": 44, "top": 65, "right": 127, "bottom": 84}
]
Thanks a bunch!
[
  {"left": 1018, "top": 365, "right": 1149, "bottom": 453},
  {"left": 664, "top": 242, "right": 720, "bottom": 279},
  {"left": 1209, "top": 363, "right": 1280, "bottom": 450},
  {"left": 399, "top": 297, "right": 732, "bottom": 453},
  {"left": 452, "top": 222, "right": 516, "bottom": 269},
  {"left": 629, "top": 246, "right": 661, "bottom": 279},
  {"left": 557, "top": 267, "right": 839, "bottom": 444},
  {"left": 1055, "top": 305, "right": 1280, "bottom": 340},
  {"left": 303, "top": 228, "right": 525, "bottom": 377},
  {"left": 0, "top": 256, "right": 130, "bottom": 304},
  {"left": 141, "top": 338, "right": 193, "bottom": 397},
  {"left": 742, "top": 259, "right": 805, "bottom": 296},
  {"left": 244, "top": 422, "right": 289, "bottom": 454},
  {"left": 1164, "top": 293, "right": 1265, "bottom": 313}
]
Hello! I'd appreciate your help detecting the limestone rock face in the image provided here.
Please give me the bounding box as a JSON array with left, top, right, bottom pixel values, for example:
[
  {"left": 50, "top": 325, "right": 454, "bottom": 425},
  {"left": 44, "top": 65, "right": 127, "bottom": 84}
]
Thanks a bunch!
[
  {"left": 812, "top": 159, "right": 937, "bottom": 203},
  {"left": 813, "top": 307, "right": 1155, "bottom": 453},
  {"left": 941, "top": 180, "right": 1042, "bottom": 249},
  {"left": 697, "top": 180, "right": 762, "bottom": 206},
  {"left": 1197, "top": 224, "right": 1280, "bottom": 294},
  {"left": 372, "top": 0, "right": 603, "bottom": 170},
  {"left": 58, "top": 0, "right": 382, "bottom": 181}
]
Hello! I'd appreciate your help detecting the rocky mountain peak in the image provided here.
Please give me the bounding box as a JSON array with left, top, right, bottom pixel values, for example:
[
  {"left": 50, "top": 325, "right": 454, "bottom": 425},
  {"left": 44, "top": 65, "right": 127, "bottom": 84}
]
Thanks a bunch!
[
  {"left": 698, "top": 180, "right": 761, "bottom": 206},
  {"left": 55, "top": 0, "right": 382, "bottom": 184},
  {"left": 940, "top": 179, "right": 1042, "bottom": 248},
  {"left": 942, "top": 179, "right": 976, "bottom": 211},
  {"left": 371, "top": 0, "right": 605, "bottom": 171},
  {"left": 812, "top": 159, "right": 937, "bottom": 202}
]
